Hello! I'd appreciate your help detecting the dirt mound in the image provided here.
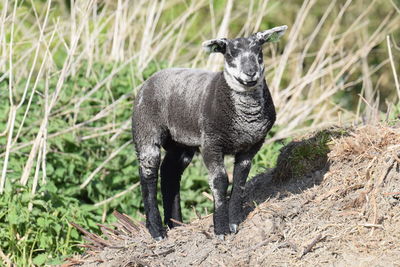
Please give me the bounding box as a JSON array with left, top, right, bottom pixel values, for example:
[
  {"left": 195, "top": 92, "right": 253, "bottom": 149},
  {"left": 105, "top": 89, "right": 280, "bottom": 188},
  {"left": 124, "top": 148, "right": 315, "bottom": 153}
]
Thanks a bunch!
[{"left": 68, "top": 124, "right": 400, "bottom": 267}]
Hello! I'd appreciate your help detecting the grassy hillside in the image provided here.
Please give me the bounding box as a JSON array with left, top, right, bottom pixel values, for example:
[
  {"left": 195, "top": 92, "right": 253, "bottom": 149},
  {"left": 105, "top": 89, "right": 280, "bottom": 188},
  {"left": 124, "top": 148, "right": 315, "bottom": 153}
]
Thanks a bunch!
[
  {"left": 70, "top": 124, "right": 400, "bottom": 267},
  {"left": 0, "top": 0, "right": 399, "bottom": 265}
]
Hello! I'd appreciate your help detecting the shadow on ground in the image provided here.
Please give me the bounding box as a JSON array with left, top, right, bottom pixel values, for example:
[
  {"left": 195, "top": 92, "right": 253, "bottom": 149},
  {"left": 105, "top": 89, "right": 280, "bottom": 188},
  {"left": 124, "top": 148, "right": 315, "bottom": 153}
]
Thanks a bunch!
[{"left": 243, "top": 130, "right": 338, "bottom": 221}]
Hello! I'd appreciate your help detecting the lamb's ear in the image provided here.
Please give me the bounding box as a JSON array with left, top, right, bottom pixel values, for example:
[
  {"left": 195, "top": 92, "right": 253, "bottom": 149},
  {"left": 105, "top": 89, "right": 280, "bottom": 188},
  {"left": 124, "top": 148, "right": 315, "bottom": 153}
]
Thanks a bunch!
[
  {"left": 202, "top": 38, "right": 228, "bottom": 54},
  {"left": 254, "top": 25, "right": 288, "bottom": 44}
]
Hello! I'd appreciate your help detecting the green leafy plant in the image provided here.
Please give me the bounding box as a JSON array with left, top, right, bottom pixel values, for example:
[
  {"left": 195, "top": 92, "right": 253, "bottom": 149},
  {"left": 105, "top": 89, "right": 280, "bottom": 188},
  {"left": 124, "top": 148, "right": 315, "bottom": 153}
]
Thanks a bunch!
[{"left": 0, "top": 182, "right": 100, "bottom": 266}]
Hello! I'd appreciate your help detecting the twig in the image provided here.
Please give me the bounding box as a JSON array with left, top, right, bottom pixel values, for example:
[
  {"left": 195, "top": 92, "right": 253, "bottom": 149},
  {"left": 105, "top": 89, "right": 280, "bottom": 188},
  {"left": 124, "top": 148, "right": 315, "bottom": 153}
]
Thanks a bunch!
[
  {"left": 0, "top": 106, "right": 16, "bottom": 194},
  {"left": 192, "top": 206, "right": 201, "bottom": 220},
  {"left": 170, "top": 218, "right": 188, "bottom": 226},
  {"left": 154, "top": 248, "right": 175, "bottom": 257},
  {"left": 95, "top": 182, "right": 140, "bottom": 207},
  {"left": 206, "top": 0, "right": 233, "bottom": 71},
  {"left": 112, "top": 211, "right": 141, "bottom": 233},
  {"left": 202, "top": 191, "right": 213, "bottom": 201},
  {"left": 70, "top": 222, "right": 110, "bottom": 248},
  {"left": 0, "top": 1, "right": 18, "bottom": 194},
  {"left": 244, "top": 237, "right": 273, "bottom": 253},
  {"left": 300, "top": 233, "right": 324, "bottom": 259},
  {"left": 387, "top": 35, "right": 400, "bottom": 100},
  {"left": 286, "top": 241, "right": 299, "bottom": 253},
  {"left": 98, "top": 224, "right": 124, "bottom": 241},
  {"left": 80, "top": 140, "right": 132, "bottom": 188},
  {"left": 200, "top": 230, "right": 213, "bottom": 239},
  {"left": 190, "top": 248, "right": 212, "bottom": 265},
  {"left": 0, "top": 248, "right": 12, "bottom": 267},
  {"left": 359, "top": 223, "right": 384, "bottom": 229},
  {"left": 383, "top": 192, "right": 400, "bottom": 196},
  {"left": 28, "top": 139, "right": 44, "bottom": 211}
]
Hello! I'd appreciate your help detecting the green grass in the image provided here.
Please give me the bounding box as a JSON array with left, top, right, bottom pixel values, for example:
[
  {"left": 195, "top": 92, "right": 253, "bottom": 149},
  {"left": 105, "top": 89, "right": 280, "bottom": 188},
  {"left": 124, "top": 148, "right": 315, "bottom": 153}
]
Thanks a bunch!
[
  {"left": 0, "top": 183, "right": 99, "bottom": 266},
  {"left": 286, "top": 131, "right": 332, "bottom": 178}
]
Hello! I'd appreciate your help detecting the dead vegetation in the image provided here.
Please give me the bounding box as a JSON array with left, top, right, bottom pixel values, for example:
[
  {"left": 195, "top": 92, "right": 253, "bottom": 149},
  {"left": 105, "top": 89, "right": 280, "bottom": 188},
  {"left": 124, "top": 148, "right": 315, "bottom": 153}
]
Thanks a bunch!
[{"left": 68, "top": 124, "right": 400, "bottom": 267}]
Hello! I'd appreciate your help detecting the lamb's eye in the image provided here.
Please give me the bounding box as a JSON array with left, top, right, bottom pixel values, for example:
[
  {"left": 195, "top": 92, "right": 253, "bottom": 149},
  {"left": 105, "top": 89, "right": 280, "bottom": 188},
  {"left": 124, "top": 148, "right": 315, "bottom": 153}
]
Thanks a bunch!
[{"left": 230, "top": 49, "right": 239, "bottom": 58}]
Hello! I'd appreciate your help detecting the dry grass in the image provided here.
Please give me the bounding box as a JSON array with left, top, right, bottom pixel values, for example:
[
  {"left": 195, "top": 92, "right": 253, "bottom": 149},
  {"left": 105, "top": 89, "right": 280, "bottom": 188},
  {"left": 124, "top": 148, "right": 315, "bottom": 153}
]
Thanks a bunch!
[
  {"left": 69, "top": 124, "right": 400, "bottom": 266},
  {"left": 0, "top": 0, "right": 399, "bottom": 200}
]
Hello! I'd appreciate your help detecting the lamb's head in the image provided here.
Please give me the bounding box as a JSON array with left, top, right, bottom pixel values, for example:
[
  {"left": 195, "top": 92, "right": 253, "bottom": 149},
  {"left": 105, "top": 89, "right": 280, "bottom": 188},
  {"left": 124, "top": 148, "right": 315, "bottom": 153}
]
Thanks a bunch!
[{"left": 203, "top": 25, "right": 287, "bottom": 92}]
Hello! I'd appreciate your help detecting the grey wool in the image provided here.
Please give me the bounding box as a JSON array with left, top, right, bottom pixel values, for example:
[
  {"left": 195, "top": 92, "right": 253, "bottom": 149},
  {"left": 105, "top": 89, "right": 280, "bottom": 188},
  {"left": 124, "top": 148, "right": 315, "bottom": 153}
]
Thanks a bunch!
[{"left": 132, "top": 25, "right": 288, "bottom": 240}]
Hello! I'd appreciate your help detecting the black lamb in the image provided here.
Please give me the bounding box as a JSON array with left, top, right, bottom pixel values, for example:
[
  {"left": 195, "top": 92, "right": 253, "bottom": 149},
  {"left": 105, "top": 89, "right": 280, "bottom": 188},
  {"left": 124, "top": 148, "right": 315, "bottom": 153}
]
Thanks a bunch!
[{"left": 132, "top": 25, "right": 287, "bottom": 240}]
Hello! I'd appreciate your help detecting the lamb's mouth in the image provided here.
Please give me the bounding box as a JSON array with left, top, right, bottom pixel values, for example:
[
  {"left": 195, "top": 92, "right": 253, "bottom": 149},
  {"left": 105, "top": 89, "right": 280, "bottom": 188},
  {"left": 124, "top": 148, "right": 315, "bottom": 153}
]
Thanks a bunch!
[{"left": 235, "top": 76, "right": 258, "bottom": 87}]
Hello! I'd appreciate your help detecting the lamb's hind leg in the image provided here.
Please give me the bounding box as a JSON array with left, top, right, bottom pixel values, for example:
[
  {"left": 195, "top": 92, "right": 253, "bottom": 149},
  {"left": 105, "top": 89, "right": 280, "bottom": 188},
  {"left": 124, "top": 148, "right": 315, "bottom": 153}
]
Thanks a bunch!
[
  {"left": 138, "top": 144, "right": 164, "bottom": 240},
  {"left": 161, "top": 146, "right": 195, "bottom": 229}
]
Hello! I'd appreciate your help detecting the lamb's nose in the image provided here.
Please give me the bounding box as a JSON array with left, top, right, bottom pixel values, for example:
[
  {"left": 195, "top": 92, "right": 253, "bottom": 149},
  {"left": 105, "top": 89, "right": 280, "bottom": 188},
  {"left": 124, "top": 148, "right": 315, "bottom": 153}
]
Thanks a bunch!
[{"left": 246, "top": 71, "right": 256, "bottom": 78}]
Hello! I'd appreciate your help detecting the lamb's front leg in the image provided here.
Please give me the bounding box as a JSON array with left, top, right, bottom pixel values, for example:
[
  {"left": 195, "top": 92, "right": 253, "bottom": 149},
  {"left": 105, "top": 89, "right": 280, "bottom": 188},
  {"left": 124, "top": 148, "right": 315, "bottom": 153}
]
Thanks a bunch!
[
  {"left": 202, "top": 148, "right": 230, "bottom": 237},
  {"left": 229, "top": 143, "right": 263, "bottom": 233},
  {"left": 138, "top": 145, "right": 164, "bottom": 240}
]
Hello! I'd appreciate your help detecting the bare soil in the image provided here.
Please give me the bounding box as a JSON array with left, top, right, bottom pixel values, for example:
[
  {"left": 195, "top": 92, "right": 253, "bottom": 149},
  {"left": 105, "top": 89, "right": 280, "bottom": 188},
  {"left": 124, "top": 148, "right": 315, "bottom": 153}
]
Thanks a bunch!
[{"left": 67, "top": 124, "right": 400, "bottom": 267}]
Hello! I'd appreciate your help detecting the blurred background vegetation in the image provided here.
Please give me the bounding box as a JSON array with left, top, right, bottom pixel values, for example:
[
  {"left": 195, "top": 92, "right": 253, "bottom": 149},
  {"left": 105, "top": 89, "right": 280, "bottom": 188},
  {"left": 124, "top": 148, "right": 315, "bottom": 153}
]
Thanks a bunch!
[{"left": 0, "top": 0, "right": 399, "bottom": 265}]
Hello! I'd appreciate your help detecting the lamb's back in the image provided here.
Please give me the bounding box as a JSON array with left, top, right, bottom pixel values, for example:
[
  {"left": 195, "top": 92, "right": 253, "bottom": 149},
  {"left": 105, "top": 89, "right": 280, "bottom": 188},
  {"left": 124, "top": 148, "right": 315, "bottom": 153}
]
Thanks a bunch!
[{"left": 134, "top": 68, "right": 217, "bottom": 147}]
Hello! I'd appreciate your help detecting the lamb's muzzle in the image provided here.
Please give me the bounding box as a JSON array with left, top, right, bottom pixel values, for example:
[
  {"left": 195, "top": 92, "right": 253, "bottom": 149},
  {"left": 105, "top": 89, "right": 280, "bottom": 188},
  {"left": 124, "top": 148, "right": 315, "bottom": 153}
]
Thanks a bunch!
[{"left": 132, "top": 25, "right": 287, "bottom": 240}]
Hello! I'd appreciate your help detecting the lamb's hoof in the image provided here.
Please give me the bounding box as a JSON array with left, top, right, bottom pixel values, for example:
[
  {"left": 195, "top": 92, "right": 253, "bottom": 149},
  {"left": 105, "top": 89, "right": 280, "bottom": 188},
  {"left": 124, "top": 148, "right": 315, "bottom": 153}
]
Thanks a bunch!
[
  {"left": 154, "top": 236, "right": 164, "bottom": 241},
  {"left": 216, "top": 234, "right": 225, "bottom": 241},
  {"left": 229, "top": 223, "right": 238, "bottom": 234}
]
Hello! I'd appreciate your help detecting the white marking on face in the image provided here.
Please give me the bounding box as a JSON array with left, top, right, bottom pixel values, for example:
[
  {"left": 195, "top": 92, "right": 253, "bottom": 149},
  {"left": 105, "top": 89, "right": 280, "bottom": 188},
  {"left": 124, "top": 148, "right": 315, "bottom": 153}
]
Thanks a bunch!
[
  {"left": 233, "top": 40, "right": 239, "bottom": 49},
  {"left": 224, "top": 67, "right": 247, "bottom": 92},
  {"left": 249, "top": 41, "right": 258, "bottom": 49},
  {"left": 224, "top": 60, "right": 263, "bottom": 93},
  {"left": 223, "top": 50, "right": 264, "bottom": 92}
]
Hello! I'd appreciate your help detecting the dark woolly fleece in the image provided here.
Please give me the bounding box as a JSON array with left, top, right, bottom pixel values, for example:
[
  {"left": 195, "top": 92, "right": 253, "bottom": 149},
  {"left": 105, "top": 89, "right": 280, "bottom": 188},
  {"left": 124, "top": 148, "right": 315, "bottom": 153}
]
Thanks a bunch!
[{"left": 132, "top": 26, "right": 286, "bottom": 239}]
